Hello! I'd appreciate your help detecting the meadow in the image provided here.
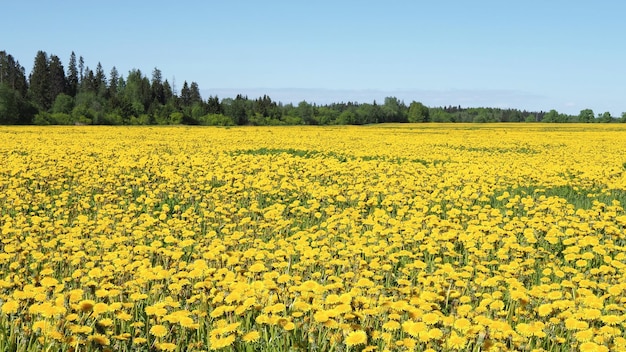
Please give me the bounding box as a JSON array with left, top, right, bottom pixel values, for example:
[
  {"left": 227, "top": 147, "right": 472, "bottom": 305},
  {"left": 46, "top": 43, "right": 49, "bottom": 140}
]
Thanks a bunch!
[{"left": 1, "top": 124, "right": 626, "bottom": 352}]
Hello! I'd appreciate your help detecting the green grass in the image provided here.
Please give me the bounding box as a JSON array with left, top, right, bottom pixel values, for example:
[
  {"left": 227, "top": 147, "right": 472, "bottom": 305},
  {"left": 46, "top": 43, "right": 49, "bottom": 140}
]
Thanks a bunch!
[
  {"left": 230, "top": 148, "right": 447, "bottom": 166},
  {"left": 492, "top": 185, "right": 626, "bottom": 210}
]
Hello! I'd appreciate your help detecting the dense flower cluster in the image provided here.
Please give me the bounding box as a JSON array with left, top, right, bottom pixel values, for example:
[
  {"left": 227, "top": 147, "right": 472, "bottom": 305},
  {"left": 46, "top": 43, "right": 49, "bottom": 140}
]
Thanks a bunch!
[{"left": 1, "top": 124, "right": 626, "bottom": 351}]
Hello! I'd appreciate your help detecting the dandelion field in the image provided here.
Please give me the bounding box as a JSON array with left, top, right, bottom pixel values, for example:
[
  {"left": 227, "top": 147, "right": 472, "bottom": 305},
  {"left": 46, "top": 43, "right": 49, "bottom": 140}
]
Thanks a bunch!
[{"left": 1, "top": 124, "right": 626, "bottom": 352}]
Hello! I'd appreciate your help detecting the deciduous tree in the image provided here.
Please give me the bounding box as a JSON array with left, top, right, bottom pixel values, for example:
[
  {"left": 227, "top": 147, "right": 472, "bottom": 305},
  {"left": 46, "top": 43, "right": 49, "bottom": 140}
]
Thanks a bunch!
[{"left": 408, "top": 101, "right": 429, "bottom": 122}]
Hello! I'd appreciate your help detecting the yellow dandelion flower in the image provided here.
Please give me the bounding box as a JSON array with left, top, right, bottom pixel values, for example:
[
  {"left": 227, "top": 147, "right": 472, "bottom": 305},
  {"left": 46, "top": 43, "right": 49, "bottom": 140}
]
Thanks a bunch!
[
  {"left": 607, "top": 285, "right": 622, "bottom": 297},
  {"left": 516, "top": 323, "right": 533, "bottom": 337},
  {"left": 92, "top": 302, "right": 109, "bottom": 315},
  {"left": 68, "top": 289, "right": 84, "bottom": 303},
  {"left": 89, "top": 334, "right": 110, "bottom": 346},
  {"left": 575, "top": 329, "right": 595, "bottom": 342},
  {"left": 1, "top": 300, "right": 19, "bottom": 315},
  {"left": 428, "top": 328, "right": 444, "bottom": 340},
  {"left": 242, "top": 330, "right": 261, "bottom": 343},
  {"left": 565, "top": 318, "right": 588, "bottom": 331},
  {"left": 447, "top": 331, "right": 467, "bottom": 350},
  {"left": 614, "top": 337, "right": 626, "bottom": 349},
  {"left": 156, "top": 342, "right": 177, "bottom": 351},
  {"left": 39, "top": 277, "right": 59, "bottom": 288},
  {"left": 345, "top": 330, "right": 368, "bottom": 346},
  {"left": 600, "top": 314, "right": 623, "bottom": 325},
  {"left": 579, "top": 341, "right": 608, "bottom": 352},
  {"left": 402, "top": 320, "right": 427, "bottom": 338},
  {"left": 179, "top": 316, "right": 198, "bottom": 329},
  {"left": 382, "top": 320, "right": 401, "bottom": 331},
  {"left": 97, "top": 318, "right": 114, "bottom": 328},
  {"left": 65, "top": 313, "right": 79, "bottom": 322},
  {"left": 248, "top": 262, "right": 267, "bottom": 273},
  {"left": 453, "top": 318, "right": 472, "bottom": 333},
  {"left": 282, "top": 321, "right": 296, "bottom": 331},
  {"left": 32, "top": 320, "right": 52, "bottom": 333},
  {"left": 422, "top": 312, "right": 440, "bottom": 325},
  {"left": 355, "top": 278, "right": 374, "bottom": 287},
  {"left": 149, "top": 324, "right": 169, "bottom": 338},
  {"left": 399, "top": 337, "right": 417, "bottom": 349},
  {"left": 222, "top": 321, "right": 241, "bottom": 334},
  {"left": 210, "top": 334, "right": 235, "bottom": 350},
  {"left": 314, "top": 310, "right": 330, "bottom": 323},
  {"left": 76, "top": 299, "right": 95, "bottom": 312},
  {"left": 537, "top": 303, "right": 553, "bottom": 317},
  {"left": 255, "top": 314, "right": 270, "bottom": 324},
  {"left": 264, "top": 303, "right": 286, "bottom": 314},
  {"left": 133, "top": 337, "right": 147, "bottom": 345},
  {"left": 529, "top": 322, "right": 546, "bottom": 338},
  {"left": 146, "top": 305, "right": 168, "bottom": 317},
  {"left": 113, "top": 333, "right": 131, "bottom": 341},
  {"left": 116, "top": 311, "right": 133, "bottom": 321}
]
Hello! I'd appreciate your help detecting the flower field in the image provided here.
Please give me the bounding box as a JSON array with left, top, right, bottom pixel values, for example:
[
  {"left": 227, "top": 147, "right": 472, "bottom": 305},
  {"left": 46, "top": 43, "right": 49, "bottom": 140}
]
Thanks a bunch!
[{"left": 1, "top": 124, "right": 626, "bottom": 351}]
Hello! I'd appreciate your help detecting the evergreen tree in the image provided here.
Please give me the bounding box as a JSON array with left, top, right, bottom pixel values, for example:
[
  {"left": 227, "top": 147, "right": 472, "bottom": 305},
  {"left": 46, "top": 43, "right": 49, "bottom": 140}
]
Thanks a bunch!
[
  {"left": 108, "top": 66, "right": 119, "bottom": 98},
  {"left": 29, "top": 50, "right": 52, "bottom": 110},
  {"left": 223, "top": 95, "right": 250, "bottom": 125},
  {"left": 207, "top": 95, "right": 222, "bottom": 114},
  {"left": 48, "top": 55, "right": 67, "bottom": 103},
  {"left": 151, "top": 68, "right": 165, "bottom": 104},
  {"left": 0, "top": 83, "right": 20, "bottom": 123},
  {"left": 78, "top": 56, "right": 85, "bottom": 82},
  {"left": 0, "top": 51, "right": 28, "bottom": 97},
  {"left": 180, "top": 81, "right": 191, "bottom": 107},
  {"left": 94, "top": 62, "right": 107, "bottom": 96},
  {"left": 189, "top": 81, "right": 202, "bottom": 104},
  {"left": 0, "top": 51, "right": 10, "bottom": 86},
  {"left": 162, "top": 79, "right": 173, "bottom": 103},
  {"left": 81, "top": 67, "right": 96, "bottom": 94},
  {"left": 67, "top": 51, "right": 79, "bottom": 96}
]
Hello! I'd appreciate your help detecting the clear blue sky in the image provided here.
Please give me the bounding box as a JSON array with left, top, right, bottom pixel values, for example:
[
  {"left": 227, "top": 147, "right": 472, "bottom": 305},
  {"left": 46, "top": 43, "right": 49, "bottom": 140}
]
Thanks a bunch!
[{"left": 4, "top": 1, "right": 625, "bottom": 115}]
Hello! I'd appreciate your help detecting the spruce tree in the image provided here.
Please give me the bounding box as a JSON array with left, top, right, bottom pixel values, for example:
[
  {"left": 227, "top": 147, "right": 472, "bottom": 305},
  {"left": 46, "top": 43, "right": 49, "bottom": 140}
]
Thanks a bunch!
[
  {"left": 0, "top": 51, "right": 28, "bottom": 97},
  {"left": 180, "top": 81, "right": 191, "bottom": 107},
  {"left": 162, "top": 79, "right": 173, "bottom": 104},
  {"left": 151, "top": 68, "right": 165, "bottom": 104},
  {"left": 189, "top": 82, "right": 202, "bottom": 104},
  {"left": 108, "top": 66, "right": 119, "bottom": 98},
  {"left": 48, "top": 55, "right": 67, "bottom": 103},
  {"left": 67, "top": 51, "right": 79, "bottom": 96},
  {"left": 29, "top": 50, "right": 51, "bottom": 110},
  {"left": 94, "top": 62, "right": 106, "bottom": 96}
]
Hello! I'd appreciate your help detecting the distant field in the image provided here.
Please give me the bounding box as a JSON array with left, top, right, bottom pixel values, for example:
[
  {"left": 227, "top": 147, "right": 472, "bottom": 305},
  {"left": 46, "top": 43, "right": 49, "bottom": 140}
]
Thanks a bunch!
[{"left": 1, "top": 124, "right": 626, "bottom": 351}]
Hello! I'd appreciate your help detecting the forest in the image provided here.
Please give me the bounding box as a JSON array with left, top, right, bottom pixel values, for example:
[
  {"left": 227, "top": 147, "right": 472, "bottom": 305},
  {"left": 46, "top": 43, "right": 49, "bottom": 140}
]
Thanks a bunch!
[{"left": 1, "top": 50, "right": 625, "bottom": 125}]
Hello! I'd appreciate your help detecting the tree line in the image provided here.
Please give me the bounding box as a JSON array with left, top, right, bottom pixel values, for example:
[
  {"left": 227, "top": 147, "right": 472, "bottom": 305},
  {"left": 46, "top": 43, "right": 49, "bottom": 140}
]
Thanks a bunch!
[{"left": 1, "top": 50, "right": 625, "bottom": 125}]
